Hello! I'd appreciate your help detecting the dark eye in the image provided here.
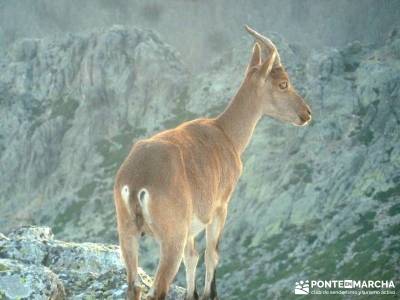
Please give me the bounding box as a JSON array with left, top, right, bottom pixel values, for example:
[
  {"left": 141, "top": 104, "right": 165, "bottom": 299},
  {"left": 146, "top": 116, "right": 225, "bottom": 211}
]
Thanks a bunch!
[{"left": 279, "top": 81, "right": 288, "bottom": 90}]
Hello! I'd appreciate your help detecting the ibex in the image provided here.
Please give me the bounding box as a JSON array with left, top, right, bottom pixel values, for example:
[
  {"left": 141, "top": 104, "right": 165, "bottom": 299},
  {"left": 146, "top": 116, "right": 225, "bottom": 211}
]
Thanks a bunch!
[{"left": 114, "top": 26, "right": 311, "bottom": 300}]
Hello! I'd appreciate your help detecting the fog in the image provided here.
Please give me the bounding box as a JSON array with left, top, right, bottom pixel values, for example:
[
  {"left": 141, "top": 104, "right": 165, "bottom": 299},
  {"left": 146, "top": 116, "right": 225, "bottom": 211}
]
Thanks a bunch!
[
  {"left": 1, "top": 0, "right": 400, "bottom": 71},
  {"left": 1, "top": 1, "right": 400, "bottom": 298}
]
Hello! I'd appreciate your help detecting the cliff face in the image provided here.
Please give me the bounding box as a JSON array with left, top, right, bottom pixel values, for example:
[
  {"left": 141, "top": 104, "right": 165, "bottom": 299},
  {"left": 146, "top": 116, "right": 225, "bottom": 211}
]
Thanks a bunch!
[
  {"left": 1, "top": 26, "right": 399, "bottom": 299},
  {"left": 0, "top": 26, "right": 188, "bottom": 243}
]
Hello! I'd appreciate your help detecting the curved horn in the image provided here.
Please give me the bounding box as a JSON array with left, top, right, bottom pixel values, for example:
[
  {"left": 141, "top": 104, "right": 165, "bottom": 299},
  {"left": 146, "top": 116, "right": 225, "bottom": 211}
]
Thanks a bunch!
[{"left": 245, "top": 25, "right": 281, "bottom": 67}]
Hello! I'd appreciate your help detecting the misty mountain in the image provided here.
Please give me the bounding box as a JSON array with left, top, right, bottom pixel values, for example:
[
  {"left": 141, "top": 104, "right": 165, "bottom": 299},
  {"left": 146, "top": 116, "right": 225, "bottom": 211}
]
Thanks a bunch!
[{"left": 1, "top": 22, "right": 399, "bottom": 298}]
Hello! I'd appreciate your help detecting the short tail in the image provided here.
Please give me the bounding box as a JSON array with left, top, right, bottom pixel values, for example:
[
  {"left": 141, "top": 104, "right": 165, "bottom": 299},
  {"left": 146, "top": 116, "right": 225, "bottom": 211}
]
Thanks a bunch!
[{"left": 120, "top": 185, "right": 142, "bottom": 230}]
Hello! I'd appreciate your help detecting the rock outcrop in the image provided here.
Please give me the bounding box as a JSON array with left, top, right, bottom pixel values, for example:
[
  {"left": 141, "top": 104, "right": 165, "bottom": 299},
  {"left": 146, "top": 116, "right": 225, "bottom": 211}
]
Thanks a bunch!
[
  {"left": 0, "top": 25, "right": 187, "bottom": 243},
  {"left": 1, "top": 25, "right": 399, "bottom": 299},
  {"left": 0, "top": 226, "right": 185, "bottom": 299}
]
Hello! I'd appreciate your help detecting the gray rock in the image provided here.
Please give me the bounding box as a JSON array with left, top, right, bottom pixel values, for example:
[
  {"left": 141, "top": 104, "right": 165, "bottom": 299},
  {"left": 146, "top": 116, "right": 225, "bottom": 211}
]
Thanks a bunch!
[
  {"left": 0, "top": 226, "right": 185, "bottom": 299},
  {"left": 0, "top": 25, "right": 187, "bottom": 245},
  {"left": 1, "top": 25, "right": 400, "bottom": 299},
  {"left": 0, "top": 258, "right": 65, "bottom": 300}
]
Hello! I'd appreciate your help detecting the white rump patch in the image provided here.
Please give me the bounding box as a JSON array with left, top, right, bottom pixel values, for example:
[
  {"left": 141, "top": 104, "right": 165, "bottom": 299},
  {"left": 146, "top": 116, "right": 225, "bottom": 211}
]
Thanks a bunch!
[
  {"left": 121, "top": 185, "right": 130, "bottom": 211},
  {"left": 137, "top": 188, "right": 152, "bottom": 224}
]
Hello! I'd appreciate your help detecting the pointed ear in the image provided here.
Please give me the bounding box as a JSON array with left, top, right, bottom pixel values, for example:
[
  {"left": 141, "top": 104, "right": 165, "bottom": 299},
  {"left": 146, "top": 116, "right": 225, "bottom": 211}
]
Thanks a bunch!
[
  {"left": 247, "top": 43, "right": 261, "bottom": 72},
  {"left": 260, "top": 50, "right": 276, "bottom": 77}
]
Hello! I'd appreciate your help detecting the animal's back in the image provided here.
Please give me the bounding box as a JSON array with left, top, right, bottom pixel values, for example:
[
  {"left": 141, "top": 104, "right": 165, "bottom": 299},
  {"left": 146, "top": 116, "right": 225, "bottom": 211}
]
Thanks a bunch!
[{"left": 115, "top": 118, "right": 242, "bottom": 224}]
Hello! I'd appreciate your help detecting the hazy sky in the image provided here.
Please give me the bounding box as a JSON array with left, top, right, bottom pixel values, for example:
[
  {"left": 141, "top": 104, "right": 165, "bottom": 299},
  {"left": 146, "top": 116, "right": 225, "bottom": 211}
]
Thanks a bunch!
[{"left": 1, "top": 0, "right": 399, "bottom": 70}]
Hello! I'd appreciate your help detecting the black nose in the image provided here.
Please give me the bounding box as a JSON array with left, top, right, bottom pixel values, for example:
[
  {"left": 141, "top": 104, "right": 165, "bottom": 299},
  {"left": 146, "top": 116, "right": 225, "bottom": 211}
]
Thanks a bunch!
[
  {"left": 300, "top": 114, "right": 310, "bottom": 123},
  {"left": 299, "top": 111, "right": 312, "bottom": 124}
]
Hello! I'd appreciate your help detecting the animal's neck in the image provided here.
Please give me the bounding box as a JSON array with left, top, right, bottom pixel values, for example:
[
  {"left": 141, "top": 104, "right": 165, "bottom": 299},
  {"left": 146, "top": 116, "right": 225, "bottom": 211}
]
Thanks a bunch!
[{"left": 215, "top": 81, "right": 263, "bottom": 155}]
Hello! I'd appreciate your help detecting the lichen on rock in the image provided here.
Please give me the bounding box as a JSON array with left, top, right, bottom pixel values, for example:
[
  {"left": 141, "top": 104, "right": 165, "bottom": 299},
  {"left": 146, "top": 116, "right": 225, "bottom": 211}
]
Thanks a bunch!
[
  {"left": 0, "top": 226, "right": 185, "bottom": 299},
  {"left": 1, "top": 24, "right": 400, "bottom": 299}
]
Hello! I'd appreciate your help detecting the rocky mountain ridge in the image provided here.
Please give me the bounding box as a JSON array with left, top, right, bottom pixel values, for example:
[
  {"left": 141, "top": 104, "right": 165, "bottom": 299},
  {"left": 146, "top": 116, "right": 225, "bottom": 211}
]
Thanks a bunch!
[{"left": 1, "top": 26, "right": 399, "bottom": 299}]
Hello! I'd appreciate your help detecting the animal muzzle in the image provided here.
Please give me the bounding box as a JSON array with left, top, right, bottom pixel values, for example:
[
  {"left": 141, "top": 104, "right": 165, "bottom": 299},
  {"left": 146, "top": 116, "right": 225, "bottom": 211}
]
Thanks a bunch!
[{"left": 298, "top": 105, "right": 312, "bottom": 126}]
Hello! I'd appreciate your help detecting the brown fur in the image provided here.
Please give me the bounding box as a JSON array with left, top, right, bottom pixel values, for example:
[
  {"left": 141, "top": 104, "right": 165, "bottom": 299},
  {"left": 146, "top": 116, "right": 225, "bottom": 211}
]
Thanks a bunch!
[{"left": 114, "top": 26, "right": 311, "bottom": 300}]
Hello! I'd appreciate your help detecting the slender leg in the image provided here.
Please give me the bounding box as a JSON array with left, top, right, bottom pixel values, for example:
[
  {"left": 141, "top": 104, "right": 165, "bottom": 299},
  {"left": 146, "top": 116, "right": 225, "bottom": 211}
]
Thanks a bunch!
[
  {"left": 114, "top": 185, "right": 142, "bottom": 300},
  {"left": 183, "top": 236, "right": 199, "bottom": 300},
  {"left": 119, "top": 221, "right": 141, "bottom": 300},
  {"left": 147, "top": 236, "right": 187, "bottom": 300},
  {"left": 202, "top": 208, "right": 227, "bottom": 300}
]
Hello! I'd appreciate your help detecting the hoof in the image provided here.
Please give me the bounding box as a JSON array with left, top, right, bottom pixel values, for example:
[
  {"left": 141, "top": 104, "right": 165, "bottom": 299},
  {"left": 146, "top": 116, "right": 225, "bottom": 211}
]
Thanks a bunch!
[
  {"left": 194, "top": 290, "right": 200, "bottom": 300},
  {"left": 146, "top": 292, "right": 166, "bottom": 300},
  {"left": 126, "top": 284, "right": 141, "bottom": 300},
  {"left": 200, "top": 296, "right": 219, "bottom": 300},
  {"left": 185, "top": 290, "right": 200, "bottom": 300}
]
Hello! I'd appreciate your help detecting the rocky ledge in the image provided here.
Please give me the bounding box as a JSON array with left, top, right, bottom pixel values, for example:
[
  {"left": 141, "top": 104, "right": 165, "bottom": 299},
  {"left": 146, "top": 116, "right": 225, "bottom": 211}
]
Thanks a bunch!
[{"left": 0, "top": 226, "right": 185, "bottom": 299}]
